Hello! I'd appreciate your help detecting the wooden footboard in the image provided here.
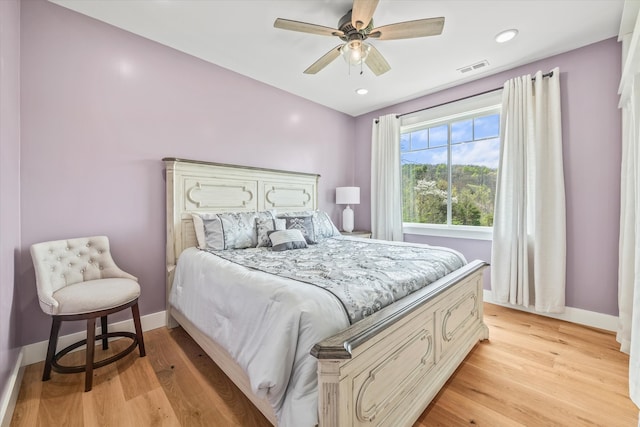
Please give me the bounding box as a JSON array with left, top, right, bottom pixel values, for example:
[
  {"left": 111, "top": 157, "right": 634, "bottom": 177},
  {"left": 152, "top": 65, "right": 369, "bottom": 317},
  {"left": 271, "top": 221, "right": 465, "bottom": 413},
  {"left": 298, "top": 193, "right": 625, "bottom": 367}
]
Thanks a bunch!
[{"left": 312, "top": 260, "right": 488, "bottom": 427}]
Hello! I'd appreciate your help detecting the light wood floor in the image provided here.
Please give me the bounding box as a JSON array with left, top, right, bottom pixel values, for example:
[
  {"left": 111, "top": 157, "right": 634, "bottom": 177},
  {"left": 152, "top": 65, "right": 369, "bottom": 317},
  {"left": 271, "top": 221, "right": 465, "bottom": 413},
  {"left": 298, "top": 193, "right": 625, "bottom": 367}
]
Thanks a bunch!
[{"left": 11, "top": 303, "right": 638, "bottom": 426}]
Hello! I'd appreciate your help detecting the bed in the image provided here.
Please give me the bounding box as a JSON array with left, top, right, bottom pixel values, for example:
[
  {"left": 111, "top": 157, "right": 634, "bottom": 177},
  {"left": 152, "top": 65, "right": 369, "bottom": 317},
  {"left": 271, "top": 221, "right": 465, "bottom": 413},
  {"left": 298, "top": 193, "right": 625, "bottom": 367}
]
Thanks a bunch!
[{"left": 163, "top": 157, "right": 489, "bottom": 427}]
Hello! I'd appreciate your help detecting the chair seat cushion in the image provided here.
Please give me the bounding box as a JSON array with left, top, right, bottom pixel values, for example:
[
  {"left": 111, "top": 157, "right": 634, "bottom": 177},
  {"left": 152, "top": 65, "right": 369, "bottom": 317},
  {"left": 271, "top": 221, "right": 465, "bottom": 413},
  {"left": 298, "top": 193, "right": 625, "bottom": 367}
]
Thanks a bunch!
[{"left": 52, "top": 278, "right": 140, "bottom": 315}]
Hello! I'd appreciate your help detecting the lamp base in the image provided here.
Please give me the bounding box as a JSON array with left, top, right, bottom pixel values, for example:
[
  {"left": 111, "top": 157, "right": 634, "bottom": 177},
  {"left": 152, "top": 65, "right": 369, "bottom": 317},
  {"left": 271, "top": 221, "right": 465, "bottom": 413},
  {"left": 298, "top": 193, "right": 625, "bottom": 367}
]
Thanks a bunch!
[{"left": 342, "top": 205, "right": 354, "bottom": 233}]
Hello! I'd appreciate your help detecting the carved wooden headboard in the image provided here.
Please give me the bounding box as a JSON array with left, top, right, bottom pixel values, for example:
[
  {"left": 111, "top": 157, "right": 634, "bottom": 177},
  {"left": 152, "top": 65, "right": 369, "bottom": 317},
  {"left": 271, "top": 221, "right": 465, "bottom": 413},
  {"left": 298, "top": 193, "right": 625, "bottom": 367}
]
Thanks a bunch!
[{"left": 163, "top": 157, "right": 319, "bottom": 300}]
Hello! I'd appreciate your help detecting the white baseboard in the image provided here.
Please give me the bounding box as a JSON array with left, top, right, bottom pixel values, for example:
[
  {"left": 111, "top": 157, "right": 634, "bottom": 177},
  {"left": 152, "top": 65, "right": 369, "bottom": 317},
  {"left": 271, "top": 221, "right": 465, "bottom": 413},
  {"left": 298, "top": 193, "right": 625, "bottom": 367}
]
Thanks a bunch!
[
  {"left": 0, "top": 348, "right": 24, "bottom": 427},
  {"left": 483, "top": 290, "right": 618, "bottom": 332},
  {"left": 22, "top": 310, "right": 166, "bottom": 367}
]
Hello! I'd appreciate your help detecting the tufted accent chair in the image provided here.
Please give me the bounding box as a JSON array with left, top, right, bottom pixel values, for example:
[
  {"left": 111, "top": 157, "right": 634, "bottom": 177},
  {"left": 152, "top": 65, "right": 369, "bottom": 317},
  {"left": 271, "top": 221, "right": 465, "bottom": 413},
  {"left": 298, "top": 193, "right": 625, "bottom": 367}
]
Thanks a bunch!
[{"left": 30, "top": 236, "right": 146, "bottom": 391}]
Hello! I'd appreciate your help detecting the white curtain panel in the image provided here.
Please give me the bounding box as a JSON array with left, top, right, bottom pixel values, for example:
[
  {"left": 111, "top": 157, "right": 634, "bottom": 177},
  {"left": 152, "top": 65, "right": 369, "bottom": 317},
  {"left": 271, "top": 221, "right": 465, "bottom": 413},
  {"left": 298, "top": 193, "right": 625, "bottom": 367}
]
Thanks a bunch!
[
  {"left": 371, "top": 114, "right": 403, "bottom": 241},
  {"left": 491, "top": 67, "right": 566, "bottom": 313},
  {"left": 618, "top": 84, "right": 637, "bottom": 355},
  {"left": 619, "top": 7, "right": 640, "bottom": 414},
  {"left": 618, "top": 73, "right": 640, "bottom": 413}
]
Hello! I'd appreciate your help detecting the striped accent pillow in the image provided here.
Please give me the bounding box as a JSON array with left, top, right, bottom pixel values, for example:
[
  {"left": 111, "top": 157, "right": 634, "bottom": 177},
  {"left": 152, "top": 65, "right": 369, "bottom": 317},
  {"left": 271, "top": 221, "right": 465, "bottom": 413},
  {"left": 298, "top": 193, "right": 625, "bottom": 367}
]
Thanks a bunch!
[{"left": 268, "top": 229, "right": 308, "bottom": 252}]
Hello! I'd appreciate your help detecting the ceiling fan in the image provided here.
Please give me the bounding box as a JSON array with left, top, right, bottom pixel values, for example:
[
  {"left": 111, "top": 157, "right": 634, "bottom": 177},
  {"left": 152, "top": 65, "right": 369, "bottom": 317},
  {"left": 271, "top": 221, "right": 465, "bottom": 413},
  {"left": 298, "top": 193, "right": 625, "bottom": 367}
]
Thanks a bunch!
[{"left": 273, "top": 0, "right": 444, "bottom": 76}]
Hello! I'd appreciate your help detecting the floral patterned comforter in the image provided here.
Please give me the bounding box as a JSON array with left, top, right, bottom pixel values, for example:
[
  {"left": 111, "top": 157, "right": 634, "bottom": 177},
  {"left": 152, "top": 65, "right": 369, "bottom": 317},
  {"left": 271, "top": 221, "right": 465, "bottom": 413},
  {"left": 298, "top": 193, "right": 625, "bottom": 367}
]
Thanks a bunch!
[{"left": 207, "top": 237, "right": 466, "bottom": 324}]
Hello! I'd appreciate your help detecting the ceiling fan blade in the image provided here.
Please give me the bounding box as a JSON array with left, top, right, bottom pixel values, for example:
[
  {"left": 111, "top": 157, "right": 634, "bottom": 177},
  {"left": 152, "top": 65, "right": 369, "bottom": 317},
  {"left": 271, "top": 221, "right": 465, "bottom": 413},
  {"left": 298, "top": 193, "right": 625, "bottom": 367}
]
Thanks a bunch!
[
  {"left": 370, "top": 17, "right": 445, "bottom": 40},
  {"left": 274, "top": 18, "right": 344, "bottom": 37},
  {"left": 351, "top": 0, "right": 380, "bottom": 30},
  {"left": 304, "top": 45, "right": 343, "bottom": 74},
  {"left": 365, "top": 45, "right": 390, "bottom": 76}
]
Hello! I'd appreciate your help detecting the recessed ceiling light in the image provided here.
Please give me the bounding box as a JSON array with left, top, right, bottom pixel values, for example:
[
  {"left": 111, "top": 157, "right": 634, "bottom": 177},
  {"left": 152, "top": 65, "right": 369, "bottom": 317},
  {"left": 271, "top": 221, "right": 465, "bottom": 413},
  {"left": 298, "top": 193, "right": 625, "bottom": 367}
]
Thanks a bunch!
[
  {"left": 355, "top": 88, "right": 368, "bottom": 95},
  {"left": 495, "top": 29, "right": 518, "bottom": 43}
]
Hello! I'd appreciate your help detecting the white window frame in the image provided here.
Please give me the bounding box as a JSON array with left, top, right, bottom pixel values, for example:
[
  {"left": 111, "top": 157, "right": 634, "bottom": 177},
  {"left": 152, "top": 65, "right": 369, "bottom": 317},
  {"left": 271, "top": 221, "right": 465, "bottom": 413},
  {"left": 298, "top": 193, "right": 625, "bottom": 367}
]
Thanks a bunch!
[{"left": 400, "top": 89, "right": 502, "bottom": 240}]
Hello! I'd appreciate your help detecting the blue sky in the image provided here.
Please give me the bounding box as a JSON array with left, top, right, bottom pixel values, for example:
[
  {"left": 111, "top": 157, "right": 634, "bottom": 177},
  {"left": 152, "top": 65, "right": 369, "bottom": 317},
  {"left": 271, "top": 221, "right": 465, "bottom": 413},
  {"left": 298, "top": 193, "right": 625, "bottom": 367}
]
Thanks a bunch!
[{"left": 401, "top": 114, "right": 500, "bottom": 169}]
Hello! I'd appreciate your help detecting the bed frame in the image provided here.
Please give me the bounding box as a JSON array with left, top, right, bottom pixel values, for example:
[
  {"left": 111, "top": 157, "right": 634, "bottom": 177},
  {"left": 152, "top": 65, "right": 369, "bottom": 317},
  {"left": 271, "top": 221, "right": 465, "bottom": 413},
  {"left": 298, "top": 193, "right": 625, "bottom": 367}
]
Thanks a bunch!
[{"left": 164, "top": 157, "right": 489, "bottom": 427}]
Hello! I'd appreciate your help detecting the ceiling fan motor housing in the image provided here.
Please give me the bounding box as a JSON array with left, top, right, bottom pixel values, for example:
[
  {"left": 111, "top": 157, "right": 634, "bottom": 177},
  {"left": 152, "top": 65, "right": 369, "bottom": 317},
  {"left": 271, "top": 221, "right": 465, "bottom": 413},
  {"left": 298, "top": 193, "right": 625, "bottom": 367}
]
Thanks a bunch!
[{"left": 338, "top": 10, "right": 374, "bottom": 41}]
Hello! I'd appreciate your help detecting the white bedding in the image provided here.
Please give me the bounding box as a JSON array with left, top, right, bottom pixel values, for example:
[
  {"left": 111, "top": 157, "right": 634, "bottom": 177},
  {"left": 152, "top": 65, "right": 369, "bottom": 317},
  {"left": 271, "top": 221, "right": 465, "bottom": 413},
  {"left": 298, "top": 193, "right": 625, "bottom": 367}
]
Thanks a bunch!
[{"left": 169, "top": 247, "right": 350, "bottom": 427}]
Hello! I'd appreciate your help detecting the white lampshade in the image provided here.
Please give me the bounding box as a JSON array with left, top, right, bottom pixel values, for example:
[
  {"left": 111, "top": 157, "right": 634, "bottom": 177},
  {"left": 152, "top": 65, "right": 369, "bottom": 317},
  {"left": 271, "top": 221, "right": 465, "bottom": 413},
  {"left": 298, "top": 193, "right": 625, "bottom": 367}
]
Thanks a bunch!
[
  {"left": 336, "top": 187, "right": 360, "bottom": 233},
  {"left": 336, "top": 187, "right": 360, "bottom": 205}
]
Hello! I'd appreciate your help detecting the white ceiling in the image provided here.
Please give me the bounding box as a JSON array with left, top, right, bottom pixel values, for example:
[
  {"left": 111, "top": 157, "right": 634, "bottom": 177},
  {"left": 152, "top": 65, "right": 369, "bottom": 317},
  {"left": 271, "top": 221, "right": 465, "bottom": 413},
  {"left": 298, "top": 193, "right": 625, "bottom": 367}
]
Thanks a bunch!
[{"left": 49, "top": 0, "right": 624, "bottom": 117}]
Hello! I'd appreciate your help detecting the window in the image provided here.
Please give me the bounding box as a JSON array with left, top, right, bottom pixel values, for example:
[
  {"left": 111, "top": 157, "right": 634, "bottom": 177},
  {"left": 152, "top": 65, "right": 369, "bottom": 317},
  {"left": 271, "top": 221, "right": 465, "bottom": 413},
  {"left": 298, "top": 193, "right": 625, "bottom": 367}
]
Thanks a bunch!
[{"left": 400, "top": 91, "right": 501, "bottom": 239}]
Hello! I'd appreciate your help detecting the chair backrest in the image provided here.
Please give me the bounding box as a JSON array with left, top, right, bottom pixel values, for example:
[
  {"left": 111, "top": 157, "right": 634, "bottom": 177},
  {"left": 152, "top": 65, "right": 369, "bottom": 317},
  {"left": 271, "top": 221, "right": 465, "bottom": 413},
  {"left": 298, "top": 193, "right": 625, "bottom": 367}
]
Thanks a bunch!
[{"left": 30, "top": 236, "right": 136, "bottom": 315}]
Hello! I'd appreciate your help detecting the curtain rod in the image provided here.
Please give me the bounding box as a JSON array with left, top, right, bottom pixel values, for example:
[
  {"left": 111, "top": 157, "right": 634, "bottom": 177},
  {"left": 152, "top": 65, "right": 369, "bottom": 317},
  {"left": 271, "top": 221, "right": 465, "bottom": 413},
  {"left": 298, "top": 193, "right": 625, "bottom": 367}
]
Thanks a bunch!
[{"left": 375, "top": 71, "right": 554, "bottom": 124}]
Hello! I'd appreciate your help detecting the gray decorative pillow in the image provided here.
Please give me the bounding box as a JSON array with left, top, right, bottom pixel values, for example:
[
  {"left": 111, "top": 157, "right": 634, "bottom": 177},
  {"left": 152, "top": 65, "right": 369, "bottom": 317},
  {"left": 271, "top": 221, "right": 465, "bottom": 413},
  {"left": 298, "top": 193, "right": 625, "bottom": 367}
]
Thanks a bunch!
[
  {"left": 202, "top": 216, "right": 225, "bottom": 250},
  {"left": 280, "top": 216, "right": 316, "bottom": 244},
  {"left": 194, "top": 212, "right": 223, "bottom": 248},
  {"left": 278, "top": 210, "right": 314, "bottom": 218},
  {"left": 278, "top": 210, "right": 340, "bottom": 241},
  {"left": 217, "top": 212, "right": 258, "bottom": 249},
  {"left": 314, "top": 211, "right": 341, "bottom": 239},
  {"left": 256, "top": 217, "right": 286, "bottom": 247},
  {"left": 200, "top": 210, "right": 275, "bottom": 250},
  {"left": 268, "top": 229, "right": 308, "bottom": 251}
]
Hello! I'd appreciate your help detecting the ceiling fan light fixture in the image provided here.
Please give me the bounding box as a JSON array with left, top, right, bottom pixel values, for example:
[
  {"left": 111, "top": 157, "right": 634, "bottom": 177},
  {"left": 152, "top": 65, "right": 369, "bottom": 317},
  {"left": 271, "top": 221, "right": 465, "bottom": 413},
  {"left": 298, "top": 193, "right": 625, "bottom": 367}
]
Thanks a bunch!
[
  {"left": 341, "top": 39, "right": 371, "bottom": 65},
  {"left": 495, "top": 29, "right": 518, "bottom": 43}
]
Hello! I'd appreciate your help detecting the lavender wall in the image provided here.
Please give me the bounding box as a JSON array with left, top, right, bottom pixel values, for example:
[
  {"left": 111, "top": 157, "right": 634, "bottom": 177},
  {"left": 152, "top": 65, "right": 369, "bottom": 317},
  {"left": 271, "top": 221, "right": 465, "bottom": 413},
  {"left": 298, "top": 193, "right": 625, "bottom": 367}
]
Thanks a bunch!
[
  {"left": 354, "top": 38, "right": 622, "bottom": 316},
  {"left": 19, "top": 0, "right": 355, "bottom": 346},
  {"left": 0, "top": 0, "right": 21, "bottom": 400}
]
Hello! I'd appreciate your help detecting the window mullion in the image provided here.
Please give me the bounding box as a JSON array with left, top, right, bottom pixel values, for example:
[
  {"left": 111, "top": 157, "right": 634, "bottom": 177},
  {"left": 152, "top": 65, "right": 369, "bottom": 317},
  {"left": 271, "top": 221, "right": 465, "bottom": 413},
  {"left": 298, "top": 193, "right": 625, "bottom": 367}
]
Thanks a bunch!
[{"left": 472, "top": 117, "right": 475, "bottom": 141}]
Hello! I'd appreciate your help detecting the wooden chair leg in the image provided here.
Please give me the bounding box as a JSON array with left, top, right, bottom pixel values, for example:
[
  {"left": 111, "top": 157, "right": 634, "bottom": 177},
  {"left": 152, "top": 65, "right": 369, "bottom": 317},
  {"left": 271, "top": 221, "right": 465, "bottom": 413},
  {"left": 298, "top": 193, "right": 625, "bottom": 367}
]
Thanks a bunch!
[
  {"left": 131, "top": 303, "right": 145, "bottom": 357},
  {"left": 85, "top": 318, "right": 96, "bottom": 392},
  {"left": 43, "top": 317, "right": 62, "bottom": 381},
  {"left": 100, "top": 316, "right": 108, "bottom": 350}
]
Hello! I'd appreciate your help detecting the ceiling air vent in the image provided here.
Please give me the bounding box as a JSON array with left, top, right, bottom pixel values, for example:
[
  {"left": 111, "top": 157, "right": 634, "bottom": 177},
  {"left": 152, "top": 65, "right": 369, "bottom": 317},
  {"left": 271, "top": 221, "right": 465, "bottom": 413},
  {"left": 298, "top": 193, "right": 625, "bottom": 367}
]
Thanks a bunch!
[{"left": 457, "top": 60, "right": 489, "bottom": 74}]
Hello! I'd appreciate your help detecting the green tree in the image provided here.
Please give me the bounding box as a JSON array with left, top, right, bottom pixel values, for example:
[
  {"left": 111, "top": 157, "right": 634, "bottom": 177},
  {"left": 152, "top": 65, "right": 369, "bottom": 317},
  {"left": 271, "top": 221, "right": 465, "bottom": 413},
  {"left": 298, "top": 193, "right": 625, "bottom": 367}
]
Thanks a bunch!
[
  {"left": 413, "top": 179, "right": 450, "bottom": 224},
  {"left": 402, "top": 163, "right": 497, "bottom": 227}
]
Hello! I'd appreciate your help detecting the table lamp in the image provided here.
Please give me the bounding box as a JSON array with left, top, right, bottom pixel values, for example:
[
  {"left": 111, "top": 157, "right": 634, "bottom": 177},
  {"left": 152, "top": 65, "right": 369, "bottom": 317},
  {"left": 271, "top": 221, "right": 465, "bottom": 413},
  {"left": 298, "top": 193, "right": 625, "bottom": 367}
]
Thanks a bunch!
[{"left": 336, "top": 186, "right": 360, "bottom": 233}]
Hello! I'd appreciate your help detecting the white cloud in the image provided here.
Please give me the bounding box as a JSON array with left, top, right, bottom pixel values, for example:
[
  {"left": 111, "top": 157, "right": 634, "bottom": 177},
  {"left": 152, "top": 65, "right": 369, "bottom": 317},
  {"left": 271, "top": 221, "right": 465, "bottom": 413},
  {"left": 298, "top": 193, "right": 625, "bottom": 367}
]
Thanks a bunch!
[{"left": 452, "top": 138, "right": 499, "bottom": 168}]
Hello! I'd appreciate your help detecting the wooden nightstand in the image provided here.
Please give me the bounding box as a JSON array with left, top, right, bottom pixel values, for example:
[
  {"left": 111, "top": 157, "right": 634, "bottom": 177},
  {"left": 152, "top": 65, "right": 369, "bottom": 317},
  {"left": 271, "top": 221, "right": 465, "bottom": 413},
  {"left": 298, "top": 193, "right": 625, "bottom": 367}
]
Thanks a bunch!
[{"left": 340, "top": 230, "right": 372, "bottom": 238}]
